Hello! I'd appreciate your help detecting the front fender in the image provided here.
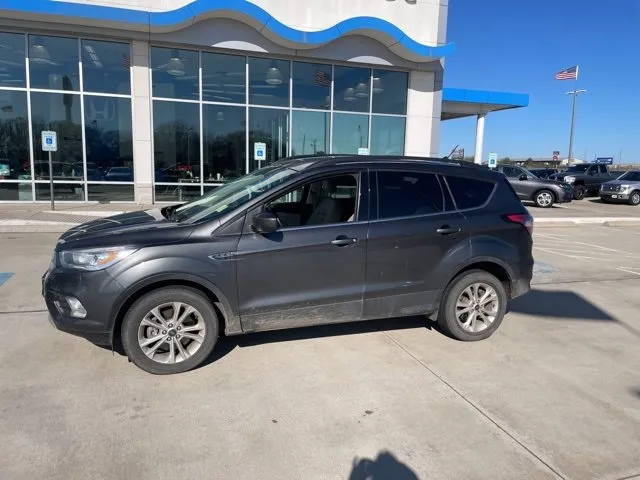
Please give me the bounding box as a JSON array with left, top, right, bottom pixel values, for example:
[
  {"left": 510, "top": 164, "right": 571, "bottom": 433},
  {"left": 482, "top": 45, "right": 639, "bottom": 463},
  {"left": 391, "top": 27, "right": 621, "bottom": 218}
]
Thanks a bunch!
[{"left": 107, "top": 248, "right": 242, "bottom": 337}]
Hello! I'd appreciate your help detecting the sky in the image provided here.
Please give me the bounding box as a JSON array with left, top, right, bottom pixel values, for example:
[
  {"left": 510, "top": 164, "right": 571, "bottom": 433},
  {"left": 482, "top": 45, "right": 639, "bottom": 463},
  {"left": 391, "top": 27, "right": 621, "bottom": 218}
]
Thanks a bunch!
[{"left": 439, "top": 0, "right": 640, "bottom": 162}]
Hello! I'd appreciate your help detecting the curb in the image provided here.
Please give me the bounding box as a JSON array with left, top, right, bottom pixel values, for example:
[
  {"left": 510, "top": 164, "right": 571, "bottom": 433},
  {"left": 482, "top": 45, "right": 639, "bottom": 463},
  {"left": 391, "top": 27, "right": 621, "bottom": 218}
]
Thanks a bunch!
[{"left": 535, "top": 217, "right": 640, "bottom": 227}]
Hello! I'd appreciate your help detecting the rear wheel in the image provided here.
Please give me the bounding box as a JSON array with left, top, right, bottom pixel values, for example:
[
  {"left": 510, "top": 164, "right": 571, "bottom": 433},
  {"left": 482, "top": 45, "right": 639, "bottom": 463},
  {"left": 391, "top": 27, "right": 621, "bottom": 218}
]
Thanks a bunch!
[
  {"left": 629, "top": 191, "right": 640, "bottom": 206},
  {"left": 534, "top": 189, "right": 555, "bottom": 208},
  {"left": 437, "top": 270, "right": 507, "bottom": 341},
  {"left": 573, "top": 185, "right": 586, "bottom": 200},
  {"left": 121, "top": 287, "right": 219, "bottom": 374}
]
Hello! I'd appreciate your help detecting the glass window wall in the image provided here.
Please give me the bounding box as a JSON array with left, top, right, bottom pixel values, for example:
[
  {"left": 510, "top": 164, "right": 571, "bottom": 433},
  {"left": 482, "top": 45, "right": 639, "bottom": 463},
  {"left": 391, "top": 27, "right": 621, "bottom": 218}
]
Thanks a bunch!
[
  {"left": 29, "top": 35, "right": 80, "bottom": 91},
  {"left": 202, "top": 52, "right": 245, "bottom": 103},
  {"left": 31, "top": 91, "right": 83, "bottom": 181},
  {"left": 151, "top": 47, "right": 198, "bottom": 100},
  {"left": 0, "top": 32, "right": 26, "bottom": 88},
  {"left": 84, "top": 96, "right": 133, "bottom": 181},
  {"left": 0, "top": 32, "right": 133, "bottom": 202},
  {"left": 248, "top": 57, "right": 290, "bottom": 107},
  {"left": 150, "top": 51, "right": 408, "bottom": 201},
  {"left": 153, "top": 100, "right": 200, "bottom": 184},
  {"left": 81, "top": 39, "right": 131, "bottom": 95}
]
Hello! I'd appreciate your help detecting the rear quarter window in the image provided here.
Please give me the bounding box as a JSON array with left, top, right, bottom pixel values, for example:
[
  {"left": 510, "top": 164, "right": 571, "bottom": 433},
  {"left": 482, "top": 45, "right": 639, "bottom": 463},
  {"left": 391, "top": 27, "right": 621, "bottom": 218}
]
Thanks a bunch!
[{"left": 444, "top": 175, "right": 495, "bottom": 210}]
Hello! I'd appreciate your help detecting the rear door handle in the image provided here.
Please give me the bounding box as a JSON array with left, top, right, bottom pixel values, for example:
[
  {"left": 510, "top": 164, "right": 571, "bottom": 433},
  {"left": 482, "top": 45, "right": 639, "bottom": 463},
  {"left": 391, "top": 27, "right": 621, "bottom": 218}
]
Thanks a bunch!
[
  {"left": 331, "top": 236, "right": 358, "bottom": 247},
  {"left": 436, "top": 225, "right": 461, "bottom": 235}
]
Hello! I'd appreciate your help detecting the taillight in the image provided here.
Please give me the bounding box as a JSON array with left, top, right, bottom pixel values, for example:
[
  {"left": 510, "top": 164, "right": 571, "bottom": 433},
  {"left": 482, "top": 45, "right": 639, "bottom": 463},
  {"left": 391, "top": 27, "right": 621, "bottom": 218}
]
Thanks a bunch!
[{"left": 503, "top": 213, "right": 534, "bottom": 235}]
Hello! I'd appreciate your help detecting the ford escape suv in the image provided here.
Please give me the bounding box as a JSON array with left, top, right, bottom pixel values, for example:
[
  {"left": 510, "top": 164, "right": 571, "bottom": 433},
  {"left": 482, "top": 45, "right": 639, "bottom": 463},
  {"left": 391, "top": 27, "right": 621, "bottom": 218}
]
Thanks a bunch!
[{"left": 43, "top": 155, "right": 534, "bottom": 374}]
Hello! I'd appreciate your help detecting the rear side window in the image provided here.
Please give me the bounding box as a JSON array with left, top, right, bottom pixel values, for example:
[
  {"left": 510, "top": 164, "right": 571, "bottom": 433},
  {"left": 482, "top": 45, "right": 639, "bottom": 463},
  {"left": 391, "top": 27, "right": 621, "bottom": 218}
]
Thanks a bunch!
[
  {"left": 376, "top": 171, "right": 445, "bottom": 219},
  {"left": 445, "top": 176, "right": 495, "bottom": 210}
]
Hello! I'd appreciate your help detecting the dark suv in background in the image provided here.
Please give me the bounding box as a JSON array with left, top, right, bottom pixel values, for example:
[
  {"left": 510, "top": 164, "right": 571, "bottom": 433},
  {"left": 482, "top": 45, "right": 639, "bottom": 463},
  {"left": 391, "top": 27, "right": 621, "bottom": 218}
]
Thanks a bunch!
[
  {"left": 497, "top": 164, "right": 573, "bottom": 208},
  {"left": 43, "top": 156, "right": 534, "bottom": 374}
]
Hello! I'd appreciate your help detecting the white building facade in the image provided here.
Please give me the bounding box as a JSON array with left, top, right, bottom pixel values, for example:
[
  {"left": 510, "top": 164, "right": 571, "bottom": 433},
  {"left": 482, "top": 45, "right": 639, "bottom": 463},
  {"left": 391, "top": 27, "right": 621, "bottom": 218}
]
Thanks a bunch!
[{"left": 0, "top": 0, "right": 467, "bottom": 203}]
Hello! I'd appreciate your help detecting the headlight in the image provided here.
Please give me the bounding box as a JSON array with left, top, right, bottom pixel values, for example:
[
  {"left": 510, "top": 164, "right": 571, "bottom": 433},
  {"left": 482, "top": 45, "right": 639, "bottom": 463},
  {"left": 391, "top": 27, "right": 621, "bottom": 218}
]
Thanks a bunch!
[
  {"left": 564, "top": 176, "right": 575, "bottom": 183},
  {"left": 59, "top": 246, "right": 137, "bottom": 271},
  {"left": 619, "top": 185, "right": 631, "bottom": 192}
]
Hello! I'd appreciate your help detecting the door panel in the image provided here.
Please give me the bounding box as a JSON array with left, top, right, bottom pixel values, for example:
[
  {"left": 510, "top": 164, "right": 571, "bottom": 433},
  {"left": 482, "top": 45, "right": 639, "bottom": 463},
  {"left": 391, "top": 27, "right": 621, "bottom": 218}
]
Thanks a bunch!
[
  {"left": 236, "top": 223, "right": 368, "bottom": 331},
  {"left": 363, "top": 169, "right": 470, "bottom": 319},
  {"left": 364, "top": 212, "right": 469, "bottom": 318},
  {"left": 235, "top": 170, "right": 369, "bottom": 332}
]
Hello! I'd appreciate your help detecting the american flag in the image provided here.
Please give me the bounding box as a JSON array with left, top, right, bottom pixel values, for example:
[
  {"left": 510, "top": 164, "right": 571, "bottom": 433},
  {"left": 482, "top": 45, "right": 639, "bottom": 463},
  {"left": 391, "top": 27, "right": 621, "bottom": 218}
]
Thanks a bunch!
[
  {"left": 555, "top": 66, "right": 578, "bottom": 80},
  {"left": 315, "top": 70, "right": 331, "bottom": 87}
]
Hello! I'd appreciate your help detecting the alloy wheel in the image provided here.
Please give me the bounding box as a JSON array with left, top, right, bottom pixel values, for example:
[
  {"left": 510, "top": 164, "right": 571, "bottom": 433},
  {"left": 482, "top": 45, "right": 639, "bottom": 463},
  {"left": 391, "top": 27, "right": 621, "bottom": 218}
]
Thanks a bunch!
[
  {"left": 455, "top": 283, "right": 499, "bottom": 333},
  {"left": 137, "top": 302, "right": 206, "bottom": 364},
  {"left": 537, "top": 192, "right": 553, "bottom": 207}
]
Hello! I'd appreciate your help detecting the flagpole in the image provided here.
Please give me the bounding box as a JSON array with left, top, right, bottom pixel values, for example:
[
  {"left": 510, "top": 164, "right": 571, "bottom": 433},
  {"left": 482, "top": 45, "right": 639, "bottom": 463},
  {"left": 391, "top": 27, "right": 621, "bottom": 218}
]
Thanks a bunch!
[{"left": 567, "top": 66, "right": 579, "bottom": 163}]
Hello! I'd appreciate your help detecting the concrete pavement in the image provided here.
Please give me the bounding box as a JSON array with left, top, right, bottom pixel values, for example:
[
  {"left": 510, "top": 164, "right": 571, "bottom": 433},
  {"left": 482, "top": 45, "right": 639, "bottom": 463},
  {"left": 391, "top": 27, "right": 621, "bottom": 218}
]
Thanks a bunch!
[{"left": 1, "top": 226, "right": 640, "bottom": 479}]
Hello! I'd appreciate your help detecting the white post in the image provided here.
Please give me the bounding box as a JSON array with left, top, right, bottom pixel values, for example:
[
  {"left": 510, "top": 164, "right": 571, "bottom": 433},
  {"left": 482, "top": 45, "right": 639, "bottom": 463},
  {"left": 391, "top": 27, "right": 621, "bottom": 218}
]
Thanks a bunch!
[{"left": 474, "top": 113, "right": 486, "bottom": 165}]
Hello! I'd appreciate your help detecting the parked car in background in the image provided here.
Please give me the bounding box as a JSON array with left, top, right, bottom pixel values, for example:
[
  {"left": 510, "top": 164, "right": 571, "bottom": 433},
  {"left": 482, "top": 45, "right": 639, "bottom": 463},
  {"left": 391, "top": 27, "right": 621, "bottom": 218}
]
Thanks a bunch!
[
  {"left": 496, "top": 164, "right": 573, "bottom": 208},
  {"left": 600, "top": 170, "right": 640, "bottom": 205},
  {"left": 43, "top": 155, "right": 534, "bottom": 374},
  {"left": 549, "top": 163, "right": 617, "bottom": 200},
  {"left": 528, "top": 168, "right": 558, "bottom": 179},
  {"left": 105, "top": 167, "right": 134, "bottom": 182}
]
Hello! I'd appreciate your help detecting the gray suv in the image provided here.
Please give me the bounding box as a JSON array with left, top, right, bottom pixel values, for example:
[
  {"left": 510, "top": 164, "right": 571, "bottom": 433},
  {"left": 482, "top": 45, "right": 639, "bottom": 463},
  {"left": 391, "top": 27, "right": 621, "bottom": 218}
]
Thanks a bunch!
[
  {"left": 497, "top": 165, "right": 573, "bottom": 208},
  {"left": 43, "top": 155, "right": 534, "bottom": 374}
]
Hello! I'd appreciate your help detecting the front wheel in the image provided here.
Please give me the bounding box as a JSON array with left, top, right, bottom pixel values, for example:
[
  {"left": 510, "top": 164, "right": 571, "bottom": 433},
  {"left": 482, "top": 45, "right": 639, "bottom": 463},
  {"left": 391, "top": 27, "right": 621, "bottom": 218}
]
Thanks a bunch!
[
  {"left": 437, "top": 270, "right": 507, "bottom": 342},
  {"left": 534, "top": 190, "right": 555, "bottom": 208},
  {"left": 573, "top": 185, "right": 586, "bottom": 200},
  {"left": 121, "top": 287, "right": 219, "bottom": 374},
  {"left": 629, "top": 191, "right": 640, "bottom": 206}
]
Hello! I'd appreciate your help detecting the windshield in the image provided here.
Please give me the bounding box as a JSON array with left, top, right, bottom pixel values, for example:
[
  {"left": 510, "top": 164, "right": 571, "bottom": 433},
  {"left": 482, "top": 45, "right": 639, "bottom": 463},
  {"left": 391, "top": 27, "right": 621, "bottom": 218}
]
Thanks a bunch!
[
  {"left": 172, "top": 165, "right": 299, "bottom": 223},
  {"left": 618, "top": 171, "right": 640, "bottom": 182},
  {"left": 566, "top": 165, "right": 590, "bottom": 172}
]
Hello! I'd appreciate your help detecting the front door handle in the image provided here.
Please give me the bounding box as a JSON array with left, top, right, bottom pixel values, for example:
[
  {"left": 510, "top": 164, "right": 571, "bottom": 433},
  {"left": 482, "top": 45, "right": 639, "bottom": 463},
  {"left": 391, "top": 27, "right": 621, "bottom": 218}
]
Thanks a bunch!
[
  {"left": 436, "top": 225, "right": 461, "bottom": 235},
  {"left": 331, "top": 236, "right": 358, "bottom": 247}
]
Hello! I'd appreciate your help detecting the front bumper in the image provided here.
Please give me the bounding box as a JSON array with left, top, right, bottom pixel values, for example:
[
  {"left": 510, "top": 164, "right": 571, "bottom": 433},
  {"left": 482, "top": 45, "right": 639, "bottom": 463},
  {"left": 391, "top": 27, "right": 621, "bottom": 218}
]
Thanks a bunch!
[
  {"left": 42, "top": 267, "right": 124, "bottom": 346},
  {"left": 600, "top": 192, "right": 629, "bottom": 202},
  {"left": 557, "top": 187, "right": 573, "bottom": 203}
]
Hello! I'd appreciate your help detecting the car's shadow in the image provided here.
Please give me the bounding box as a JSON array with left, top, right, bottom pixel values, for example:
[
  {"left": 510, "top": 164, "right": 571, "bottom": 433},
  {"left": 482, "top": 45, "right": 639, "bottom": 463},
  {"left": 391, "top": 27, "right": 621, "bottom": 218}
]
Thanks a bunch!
[{"left": 200, "top": 315, "right": 437, "bottom": 369}]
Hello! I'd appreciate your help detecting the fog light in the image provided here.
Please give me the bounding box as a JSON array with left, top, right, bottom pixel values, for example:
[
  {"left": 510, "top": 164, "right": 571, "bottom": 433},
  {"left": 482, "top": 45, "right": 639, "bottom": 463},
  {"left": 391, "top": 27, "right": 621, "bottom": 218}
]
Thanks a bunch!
[{"left": 66, "top": 297, "right": 87, "bottom": 319}]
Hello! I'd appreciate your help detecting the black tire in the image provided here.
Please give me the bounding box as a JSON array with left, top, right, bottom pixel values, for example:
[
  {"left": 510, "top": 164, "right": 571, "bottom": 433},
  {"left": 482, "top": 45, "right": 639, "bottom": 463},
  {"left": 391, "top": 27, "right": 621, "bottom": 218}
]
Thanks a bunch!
[
  {"left": 121, "top": 287, "right": 219, "bottom": 374},
  {"left": 437, "top": 270, "right": 507, "bottom": 342},
  {"left": 629, "top": 190, "right": 640, "bottom": 206},
  {"left": 534, "top": 189, "right": 555, "bottom": 208},
  {"left": 573, "top": 185, "right": 586, "bottom": 200}
]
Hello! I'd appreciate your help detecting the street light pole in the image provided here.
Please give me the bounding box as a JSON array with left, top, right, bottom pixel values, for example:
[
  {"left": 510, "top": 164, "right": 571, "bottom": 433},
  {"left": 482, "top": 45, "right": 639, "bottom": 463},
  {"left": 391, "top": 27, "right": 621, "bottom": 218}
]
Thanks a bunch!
[{"left": 566, "top": 89, "right": 587, "bottom": 162}]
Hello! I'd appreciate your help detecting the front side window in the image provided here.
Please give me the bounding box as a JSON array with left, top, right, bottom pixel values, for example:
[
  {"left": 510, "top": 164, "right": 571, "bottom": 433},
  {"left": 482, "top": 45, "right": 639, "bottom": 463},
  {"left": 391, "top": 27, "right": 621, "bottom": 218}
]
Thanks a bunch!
[
  {"left": 598, "top": 165, "right": 607, "bottom": 174},
  {"left": 376, "top": 171, "right": 445, "bottom": 219},
  {"left": 445, "top": 175, "right": 495, "bottom": 210},
  {"left": 266, "top": 173, "right": 359, "bottom": 228}
]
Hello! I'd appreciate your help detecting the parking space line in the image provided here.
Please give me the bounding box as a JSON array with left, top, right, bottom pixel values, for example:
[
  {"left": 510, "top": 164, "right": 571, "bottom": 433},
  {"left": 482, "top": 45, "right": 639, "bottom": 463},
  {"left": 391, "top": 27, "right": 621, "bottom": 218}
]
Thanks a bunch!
[
  {"left": 381, "top": 330, "right": 567, "bottom": 480},
  {"left": 0, "top": 272, "right": 14, "bottom": 287}
]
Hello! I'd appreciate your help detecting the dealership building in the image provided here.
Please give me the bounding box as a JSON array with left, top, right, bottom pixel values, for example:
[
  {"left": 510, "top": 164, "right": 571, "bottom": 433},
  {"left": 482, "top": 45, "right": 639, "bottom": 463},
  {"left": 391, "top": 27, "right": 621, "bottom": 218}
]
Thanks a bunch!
[{"left": 0, "top": 0, "right": 528, "bottom": 203}]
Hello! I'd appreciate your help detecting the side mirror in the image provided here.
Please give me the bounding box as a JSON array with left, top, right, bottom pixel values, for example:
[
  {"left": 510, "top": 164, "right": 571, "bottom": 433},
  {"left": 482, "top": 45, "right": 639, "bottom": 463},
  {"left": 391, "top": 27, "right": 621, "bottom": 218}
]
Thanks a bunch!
[
  {"left": 252, "top": 211, "right": 280, "bottom": 234},
  {"left": 519, "top": 173, "right": 528, "bottom": 181}
]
